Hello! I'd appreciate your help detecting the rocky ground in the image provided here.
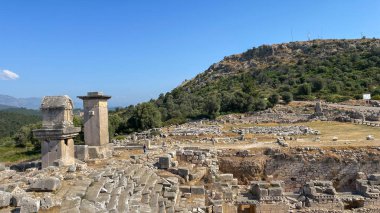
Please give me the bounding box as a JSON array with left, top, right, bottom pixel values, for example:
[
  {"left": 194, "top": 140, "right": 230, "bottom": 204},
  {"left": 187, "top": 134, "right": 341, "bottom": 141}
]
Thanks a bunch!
[{"left": 1, "top": 101, "right": 380, "bottom": 212}]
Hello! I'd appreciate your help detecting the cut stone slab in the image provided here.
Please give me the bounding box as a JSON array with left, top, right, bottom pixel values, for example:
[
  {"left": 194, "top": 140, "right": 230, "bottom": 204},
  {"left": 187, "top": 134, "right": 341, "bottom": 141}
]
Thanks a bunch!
[
  {"left": 29, "top": 177, "right": 61, "bottom": 192},
  {"left": 177, "top": 167, "right": 190, "bottom": 179},
  {"left": 75, "top": 145, "right": 89, "bottom": 161},
  {"left": 191, "top": 186, "right": 205, "bottom": 195},
  {"left": 20, "top": 196, "right": 40, "bottom": 213},
  {"left": 219, "top": 174, "right": 234, "bottom": 182},
  {"left": 163, "top": 191, "right": 177, "bottom": 200},
  {"left": 268, "top": 187, "right": 283, "bottom": 196},
  {"left": 158, "top": 156, "right": 171, "bottom": 169},
  {"left": 179, "top": 186, "right": 191, "bottom": 194},
  {"left": 84, "top": 178, "right": 107, "bottom": 202},
  {"left": 60, "top": 196, "right": 81, "bottom": 213},
  {"left": 0, "top": 191, "right": 11, "bottom": 208},
  {"left": 166, "top": 177, "right": 179, "bottom": 185},
  {"left": 40, "top": 196, "right": 57, "bottom": 210}
]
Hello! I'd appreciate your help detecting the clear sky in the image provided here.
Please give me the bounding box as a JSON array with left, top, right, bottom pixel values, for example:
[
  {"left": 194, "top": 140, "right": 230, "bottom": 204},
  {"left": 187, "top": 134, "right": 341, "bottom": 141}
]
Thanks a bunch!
[{"left": 0, "top": 0, "right": 379, "bottom": 107}]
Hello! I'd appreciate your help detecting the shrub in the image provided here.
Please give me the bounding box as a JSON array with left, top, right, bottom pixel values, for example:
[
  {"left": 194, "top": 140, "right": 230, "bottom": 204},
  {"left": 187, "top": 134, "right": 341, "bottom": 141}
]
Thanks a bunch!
[{"left": 281, "top": 92, "right": 293, "bottom": 104}]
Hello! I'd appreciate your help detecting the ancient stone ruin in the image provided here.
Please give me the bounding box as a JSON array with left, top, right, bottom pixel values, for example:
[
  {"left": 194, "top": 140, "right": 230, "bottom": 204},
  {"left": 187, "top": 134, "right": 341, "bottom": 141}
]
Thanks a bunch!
[
  {"left": 78, "top": 92, "right": 113, "bottom": 160},
  {"left": 1, "top": 99, "right": 380, "bottom": 212},
  {"left": 33, "top": 96, "right": 80, "bottom": 168}
]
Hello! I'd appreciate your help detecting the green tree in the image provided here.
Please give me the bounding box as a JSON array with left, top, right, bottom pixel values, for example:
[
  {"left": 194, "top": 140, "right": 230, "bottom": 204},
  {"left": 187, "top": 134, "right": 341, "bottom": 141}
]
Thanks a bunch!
[
  {"left": 204, "top": 95, "right": 221, "bottom": 119},
  {"left": 281, "top": 92, "right": 293, "bottom": 104},
  {"left": 109, "top": 114, "right": 122, "bottom": 139},
  {"left": 73, "top": 115, "right": 84, "bottom": 144},
  {"left": 298, "top": 83, "right": 312, "bottom": 96},
  {"left": 310, "top": 78, "right": 325, "bottom": 92},
  {"left": 128, "top": 103, "right": 162, "bottom": 131},
  {"left": 254, "top": 98, "right": 267, "bottom": 110},
  {"left": 268, "top": 93, "right": 280, "bottom": 106},
  {"left": 13, "top": 123, "right": 41, "bottom": 150}
]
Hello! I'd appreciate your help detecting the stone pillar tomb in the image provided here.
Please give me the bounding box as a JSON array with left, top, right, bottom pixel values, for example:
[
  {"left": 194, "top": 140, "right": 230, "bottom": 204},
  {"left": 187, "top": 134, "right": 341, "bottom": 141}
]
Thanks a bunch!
[
  {"left": 33, "top": 96, "right": 80, "bottom": 168},
  {"left": 78, "top": 92, "right": 112, "bottom": 159}
]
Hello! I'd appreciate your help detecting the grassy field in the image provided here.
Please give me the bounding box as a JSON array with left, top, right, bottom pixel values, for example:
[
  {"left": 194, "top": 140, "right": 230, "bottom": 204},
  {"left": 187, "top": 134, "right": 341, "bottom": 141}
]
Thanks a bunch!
[
  {"left": 240, "top": 121, "right": 380, "bottom": 147},
  {"left": 0, "top": 146, "right": 40, "bottom": 164},
  {"left": 208, "top": 120, "right": 380, "bottom": 149},
  {"left": 291, "top": 121, "right": 380, "bottom": 147}
]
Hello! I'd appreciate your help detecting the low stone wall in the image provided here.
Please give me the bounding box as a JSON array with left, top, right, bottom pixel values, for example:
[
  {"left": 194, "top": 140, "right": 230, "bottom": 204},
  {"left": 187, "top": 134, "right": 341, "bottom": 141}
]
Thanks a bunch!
[{"left": 219, "top": 148, "right": 380, "bottom": 192}]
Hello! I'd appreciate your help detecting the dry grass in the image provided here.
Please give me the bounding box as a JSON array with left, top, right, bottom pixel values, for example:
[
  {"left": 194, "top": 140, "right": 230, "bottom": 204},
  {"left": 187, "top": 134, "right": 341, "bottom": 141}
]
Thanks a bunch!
[{"left": 177, "top": 121, "right": 380, "bottom": 150}]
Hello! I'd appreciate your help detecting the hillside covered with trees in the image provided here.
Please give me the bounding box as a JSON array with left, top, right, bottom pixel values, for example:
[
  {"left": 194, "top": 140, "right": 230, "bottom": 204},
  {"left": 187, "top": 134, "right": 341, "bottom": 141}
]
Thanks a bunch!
[
  {"left": 109, "top": 38, "right": 380, "bottom": 135},
  {"left": 2, "top": 38, "right": 380, "bottom": 160}
]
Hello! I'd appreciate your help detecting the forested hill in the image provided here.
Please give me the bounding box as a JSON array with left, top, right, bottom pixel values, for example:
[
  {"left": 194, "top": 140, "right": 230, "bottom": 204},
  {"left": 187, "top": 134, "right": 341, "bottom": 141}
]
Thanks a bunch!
[
  {"left": 179, "top": 38, "right": 380, "bottom": 102},
  {"left": 110, "top": 38, "right": 380, "bottom": 134},
  {"left": 0, "top": 109, "right": 41, "bottom": 138}
]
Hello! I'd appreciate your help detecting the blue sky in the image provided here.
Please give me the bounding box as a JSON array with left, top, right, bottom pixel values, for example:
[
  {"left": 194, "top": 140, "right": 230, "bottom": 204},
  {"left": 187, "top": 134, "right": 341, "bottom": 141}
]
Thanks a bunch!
[{"left": 0, "top": 0, "right": 379, "bottom": 107}]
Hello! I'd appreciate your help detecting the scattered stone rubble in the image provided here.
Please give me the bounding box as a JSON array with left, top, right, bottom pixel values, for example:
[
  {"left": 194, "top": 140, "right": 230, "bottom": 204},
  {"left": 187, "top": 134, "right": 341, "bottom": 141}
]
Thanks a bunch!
[
  {"left": 233, "top": 125, "right": 320, "bottom": 136},
  {"left": 3, "top": 144, "right": 380, "bottom": 212},
  {"left": 2, "top": 97, "right": 380, "bottom": 212},
  {"left": 168, "top": 124, "right": 222, "bottom": 136}
]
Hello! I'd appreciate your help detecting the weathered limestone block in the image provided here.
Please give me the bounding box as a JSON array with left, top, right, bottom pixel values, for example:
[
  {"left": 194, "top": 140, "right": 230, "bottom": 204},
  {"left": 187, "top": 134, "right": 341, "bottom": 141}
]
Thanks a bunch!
[
  {"left": 20, "top": 196, "right": 40, "bottom": 213},
  {"left": 219, "top": 174, "right": 234, "bottom": 182},
  {"left": 40, "top": 196, "right": 58, "bottom": 210},
  {"left": 179, "top": 186, "right": 191, "bottom": 194},
  {"left": 80, "top": 199, "right": 98, "bottom": 212},
  {"left": 85, "top": 178, "right": 107, "bottom": 202},
  {"left": 177, "top": 167, "right": 190, "bottom": 179},
  {"left": 0, "top": 191, "right": 11, "bottom": 208},
  {"left": 29, "top": 177, "right": 61, "bottom": 192},
  {"left": 75, "top": 145, "right": 89, "bottom": 161},
  {"left": 88, "top": 145, "right": 113, "bottom": 159},
  {"left": 191, "top": 186, "right": 205, "bottom": 195},
  {"left": 60, "top": 196, "right": 81, "bottom": 213},
  {"left": 163, "top": 191, "right": 177, "bottom": 200},
  {"left": 268, "top": 187, "right": 283, "bottom": 196},
  {"left": 183, "top": 150, "right": 193, "bottom": 156},
  {"left": 166, "top": 177, "right": 179, "bottom": 185},
  {"left": 259, "top": 188, "right": 269, "bottom": 198},
  {"left": 10, "top": 186, "right": 26, "bottom": 207},
  {"left": 159, "top": 156, "right": 171, "bottom": 169}
]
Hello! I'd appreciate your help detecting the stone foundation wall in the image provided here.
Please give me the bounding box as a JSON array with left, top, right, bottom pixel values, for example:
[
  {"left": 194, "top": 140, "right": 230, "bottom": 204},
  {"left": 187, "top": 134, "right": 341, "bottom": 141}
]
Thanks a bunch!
[
  {"left": 219, "top": 149, "right": 380, "bottom": 192},
  {"left": 265, "top": 156, "right": 380, "bottom": 192}
]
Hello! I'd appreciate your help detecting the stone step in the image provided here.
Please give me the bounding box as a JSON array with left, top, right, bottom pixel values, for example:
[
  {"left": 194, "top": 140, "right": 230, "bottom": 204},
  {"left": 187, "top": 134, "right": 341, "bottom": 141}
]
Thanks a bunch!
[
  {"left": 132, "top": 168, "right": 147, "bottom": 183},
  {"left": 124, "top": 165, "right": 142, "bottom": 178},
  {"left": 141, "top": 190, "right": 151, "bottom": 204},
  {"left": 88, "top": 171, "right": 105, "bottom": 181},
  {"left": 139, "top": 171, "right": 152, "bottom": 186},
  {"left": 96, "top": 193, "right": 111, "bottom": 207},
  {"left": 117, "top": 188, "right": 130, "bottom": 212},
  {"left": 60, "top": 196, "right": 81, "bottom": 213},
  {"left": 129, "top": 193, "right": 142, "bottom": 206},
  {"left": 104, "top": 182, "right": 115, "bottom": 193},
  {"left": 84, "top": 178, "right": 107, "bottom": 202},
  {"left": 65, "top": 179, "right": 93, "bottom": 198},
  {"left": 106, "top": 194, "right": 119, "bottom": 211},
  {"left": 149, "top": 192, "right": 159, "bottom": 208},
  {"left": 79, "top": 199, "right": 107, "bottom": 213}
]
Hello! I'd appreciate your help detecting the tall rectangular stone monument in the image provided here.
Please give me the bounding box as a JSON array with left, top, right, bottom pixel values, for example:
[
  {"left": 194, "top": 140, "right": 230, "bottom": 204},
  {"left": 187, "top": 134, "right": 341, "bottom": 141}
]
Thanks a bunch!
[
  {"left": 33, "top": 96, "right": 80, "bottom": 168},
  {"left": 78, "top": 92, "right": 112, "bottom": 159}
]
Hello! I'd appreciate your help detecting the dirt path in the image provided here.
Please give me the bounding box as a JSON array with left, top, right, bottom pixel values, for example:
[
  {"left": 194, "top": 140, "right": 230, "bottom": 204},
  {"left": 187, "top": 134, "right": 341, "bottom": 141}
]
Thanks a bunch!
[{"left": 293, "top": 101, "right": 380, "bottom": 112}]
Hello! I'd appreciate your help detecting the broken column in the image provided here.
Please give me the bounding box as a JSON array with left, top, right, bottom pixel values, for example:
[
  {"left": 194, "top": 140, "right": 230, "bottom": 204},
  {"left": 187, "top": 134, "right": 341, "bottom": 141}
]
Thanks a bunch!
[
  {"left": 33, "top": 96, "right": 80, "bottom": 168},
  {"left": 314, "top": 101, "right": 324, "bottom": 116},
  {"left": 78, "top": 92, "right": 112, "bottom": 159}
]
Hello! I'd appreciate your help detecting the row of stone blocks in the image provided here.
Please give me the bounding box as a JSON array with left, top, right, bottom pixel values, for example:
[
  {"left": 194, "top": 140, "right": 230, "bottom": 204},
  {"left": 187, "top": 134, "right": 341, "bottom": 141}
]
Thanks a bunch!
[{"left": 0, "top": 163, "right": 193, "bottom": 212}]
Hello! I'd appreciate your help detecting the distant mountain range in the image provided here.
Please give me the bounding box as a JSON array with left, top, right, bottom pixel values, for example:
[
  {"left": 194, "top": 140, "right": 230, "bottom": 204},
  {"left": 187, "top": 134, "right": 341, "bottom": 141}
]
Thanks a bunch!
[{"left": 0, "top": 94, "right": 41, "bottom": 109}]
